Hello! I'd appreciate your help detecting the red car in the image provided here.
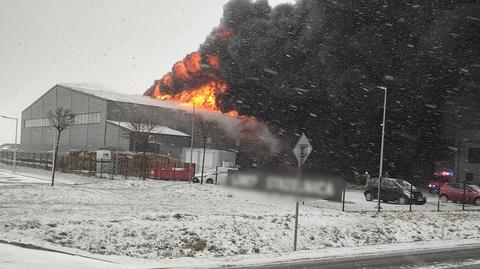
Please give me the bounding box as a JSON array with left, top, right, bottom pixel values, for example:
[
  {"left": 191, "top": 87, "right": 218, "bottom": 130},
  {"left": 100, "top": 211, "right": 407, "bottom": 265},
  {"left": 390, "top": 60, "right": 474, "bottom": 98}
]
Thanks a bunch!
[{"left": 439, "top": 183, "right": 480, "bottom": 206}]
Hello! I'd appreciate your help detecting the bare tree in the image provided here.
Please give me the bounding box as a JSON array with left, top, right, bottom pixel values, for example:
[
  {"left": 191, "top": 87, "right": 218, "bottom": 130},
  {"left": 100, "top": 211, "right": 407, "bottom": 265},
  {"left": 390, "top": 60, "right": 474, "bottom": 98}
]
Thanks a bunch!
[
  {"left": 47, "top": 107, "right": 75, "bottom": 186},
  {"left": 127, "top": 118, "right": 157, "bottom": 180},
  {"left": 196, "top": 117, "right": 216, "bottom": 185}
]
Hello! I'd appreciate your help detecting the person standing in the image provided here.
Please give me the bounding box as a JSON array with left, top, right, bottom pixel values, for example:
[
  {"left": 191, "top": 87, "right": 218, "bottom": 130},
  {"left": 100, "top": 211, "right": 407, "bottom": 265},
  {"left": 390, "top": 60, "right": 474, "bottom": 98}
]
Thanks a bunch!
[{"left": 364, "top": 171, "right": 370, "bottom": 185}]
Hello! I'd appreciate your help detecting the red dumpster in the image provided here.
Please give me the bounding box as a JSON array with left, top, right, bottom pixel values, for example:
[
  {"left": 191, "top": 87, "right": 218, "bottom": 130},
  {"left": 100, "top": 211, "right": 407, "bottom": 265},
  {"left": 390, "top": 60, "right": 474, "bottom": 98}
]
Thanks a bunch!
[{"left": 149, "top": 162, "right": 195, "bottom": 181}]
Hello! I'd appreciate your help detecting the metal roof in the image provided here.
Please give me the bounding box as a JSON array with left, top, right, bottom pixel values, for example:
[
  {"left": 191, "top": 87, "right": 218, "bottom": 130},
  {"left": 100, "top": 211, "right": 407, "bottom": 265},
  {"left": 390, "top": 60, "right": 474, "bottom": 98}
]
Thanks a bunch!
[
  {"left": 59, "top": 83, "right": 190, "bottom": 111},
  {"left": 106, "top": 120, "right": 189, "bottom": 137}
]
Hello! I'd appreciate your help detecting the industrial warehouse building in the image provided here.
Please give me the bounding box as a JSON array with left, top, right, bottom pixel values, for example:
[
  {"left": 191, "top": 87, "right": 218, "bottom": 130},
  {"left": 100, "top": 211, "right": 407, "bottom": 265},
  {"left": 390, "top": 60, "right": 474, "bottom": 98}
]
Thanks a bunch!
[
  {"left": 15, "top": 85, "right": 480, "bottom": 183},
  {"left": 20, "top": 84, "right": 237, "bottom": 160}
]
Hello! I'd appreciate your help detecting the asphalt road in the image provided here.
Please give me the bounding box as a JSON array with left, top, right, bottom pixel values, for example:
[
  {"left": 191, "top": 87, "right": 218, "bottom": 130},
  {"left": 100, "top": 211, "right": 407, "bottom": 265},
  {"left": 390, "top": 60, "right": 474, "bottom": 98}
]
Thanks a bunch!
[{"left": 227, "top": 244, "right": 480, "bottom": 269}]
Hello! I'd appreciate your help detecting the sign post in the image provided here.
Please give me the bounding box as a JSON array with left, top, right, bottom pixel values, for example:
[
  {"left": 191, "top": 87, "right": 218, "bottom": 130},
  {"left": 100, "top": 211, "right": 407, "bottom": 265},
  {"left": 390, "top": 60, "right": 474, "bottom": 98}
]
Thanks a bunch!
[{"left": 292, "top": 133, "right": 312, "bottom": 251}]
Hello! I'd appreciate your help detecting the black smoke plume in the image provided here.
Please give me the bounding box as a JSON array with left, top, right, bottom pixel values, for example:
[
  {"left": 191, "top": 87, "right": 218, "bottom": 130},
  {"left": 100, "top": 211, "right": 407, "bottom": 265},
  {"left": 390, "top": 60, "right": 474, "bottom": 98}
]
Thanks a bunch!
[{"left": 149, "top": 0, "right": 480, "bottom": 180}]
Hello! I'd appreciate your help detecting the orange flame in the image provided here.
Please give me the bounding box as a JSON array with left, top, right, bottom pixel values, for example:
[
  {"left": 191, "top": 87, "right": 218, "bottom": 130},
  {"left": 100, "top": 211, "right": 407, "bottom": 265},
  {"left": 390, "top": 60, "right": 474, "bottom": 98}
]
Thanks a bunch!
[
  {"left": 173, "top": 61, "right": 190, "bottom": 80},
  {"left": 184, "top": 51, "right": 202, "bottom": 74},
  {"left": 206, "top": 55, "right": 220, "bottom": 69},
  {"left": 217, "top": 28, "right": 234, "bottom": 39},
  {"left": 226, "top": 110, "right": 239, "bottom": 117},
  {"left": 154, "top": 81, "right": 226, "bottom": 110},
  {"left": 150, "top": 51, "right": 238, "bottom": 116},
  {"left": 160, "top": 74, "right": 173, "bottom": 88}
]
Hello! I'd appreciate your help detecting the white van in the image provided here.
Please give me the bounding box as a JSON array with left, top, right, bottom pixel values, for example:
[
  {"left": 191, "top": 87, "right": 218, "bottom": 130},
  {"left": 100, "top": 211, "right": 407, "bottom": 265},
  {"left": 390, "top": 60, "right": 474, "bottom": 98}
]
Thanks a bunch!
[{"left": 193, "top": 167, "right": 237, "bottom": 184}]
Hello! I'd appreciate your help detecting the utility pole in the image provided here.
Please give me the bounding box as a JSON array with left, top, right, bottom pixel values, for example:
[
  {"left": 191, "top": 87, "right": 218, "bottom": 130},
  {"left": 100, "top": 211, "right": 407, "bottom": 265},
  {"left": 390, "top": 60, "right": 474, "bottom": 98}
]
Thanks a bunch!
[
  {"left": 0, "top": 115, "right": 18, "bottom": 174},
  {"left": 456, "top": 141, "right": 461, "bottom": 183},
  {"left": 115, "top": 111, "right": 121, "bottom": 177},
  {"left": 51, "top": 128, "right": 57, "bottom": 185},
  {"left": 189, "top": 103, "right": 195, "bottom": 183},
  {"left": 200, "top": 134, "right": 207, "bottom": 185},
  {"left": 377, "top": 87, "right": 387, "bottom": 212},
  {"left": 13, "top": 117, "right": 18, "bottom": 174}
]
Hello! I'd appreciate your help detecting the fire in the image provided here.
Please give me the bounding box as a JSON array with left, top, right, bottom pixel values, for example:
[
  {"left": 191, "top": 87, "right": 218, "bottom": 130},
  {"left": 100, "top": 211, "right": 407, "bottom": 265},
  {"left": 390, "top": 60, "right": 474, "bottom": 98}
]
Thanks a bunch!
[
  {"left": 217, "top": 28, "right": 234, "bottom": 39},
  {"left": 148, "top": 51, "right": 239, "bottom": 116},
  {"left": 154, "top": 81, "right": 227, "bottom": 110},
  {"left": 226, "top": 110, "right": 239, "bottom": 117},
  {"left": 173, "top": 61, "right": 190, "bottom": 80},
  {"left": 184, "top": 51, "right": 202, "bottom": 74},
  {"left": 170, "top": 52, "right": 203, "bottom": 80},
  {"left": 160, "top": 74, "right": 173, "bottom": 88},
  {"left": 206, "top": 55, "right": 220, "bottom": 69}
]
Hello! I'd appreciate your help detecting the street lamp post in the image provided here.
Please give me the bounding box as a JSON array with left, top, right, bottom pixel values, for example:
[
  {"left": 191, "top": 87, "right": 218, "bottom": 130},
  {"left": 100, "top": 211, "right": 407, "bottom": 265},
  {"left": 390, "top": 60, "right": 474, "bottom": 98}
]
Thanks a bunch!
[
  {"left": 189, "top": 103, "right": 196, "bottom": 183},
  {"left": 116, "top": 119, "right": 120, "bottom": 176},
  {"left": 1, "top": 115, "right": 18, "bottom": 174},
  {"left": 111, "top": 108, "right": 125, "bottom": 178},
  {"left": 377, "top": 86, "right": 388, "bottom": 212},
  {"left": 115, "top": 111, "right": 122, "bottom": 177},
  {"left": 51, "top": 127, "right": 56, "bottom": 177}
]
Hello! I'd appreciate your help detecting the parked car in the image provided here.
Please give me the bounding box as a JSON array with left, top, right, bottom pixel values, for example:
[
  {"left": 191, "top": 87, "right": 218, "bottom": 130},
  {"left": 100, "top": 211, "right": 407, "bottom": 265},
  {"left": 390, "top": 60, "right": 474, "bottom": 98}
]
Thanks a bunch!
[
  {"left": 193, "top": 167, "right": 237, "bottom": 184},
  {"left": 364, "top": 177, "right": 427, "bottom": 205},
  {"left": 439, "top": 183, "right": 480, "bottom": 206}
]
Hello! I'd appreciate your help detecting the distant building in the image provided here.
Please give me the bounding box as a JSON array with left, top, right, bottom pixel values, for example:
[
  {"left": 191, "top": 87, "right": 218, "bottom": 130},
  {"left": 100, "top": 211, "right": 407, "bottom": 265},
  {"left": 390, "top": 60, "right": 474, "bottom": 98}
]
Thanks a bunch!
[
  {"left": 454, "top": 129, "right": 480, "bottom": 185},
  {"left": 20, "top": 84, "right": 236, "bottom": 159}
]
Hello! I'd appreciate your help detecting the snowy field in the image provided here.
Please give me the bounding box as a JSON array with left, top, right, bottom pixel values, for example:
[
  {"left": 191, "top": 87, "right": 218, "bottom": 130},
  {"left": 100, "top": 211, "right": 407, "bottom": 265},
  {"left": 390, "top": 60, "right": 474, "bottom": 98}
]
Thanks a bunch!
[{"left": 0, "top": 165, "right": 479, "bottom": 266}]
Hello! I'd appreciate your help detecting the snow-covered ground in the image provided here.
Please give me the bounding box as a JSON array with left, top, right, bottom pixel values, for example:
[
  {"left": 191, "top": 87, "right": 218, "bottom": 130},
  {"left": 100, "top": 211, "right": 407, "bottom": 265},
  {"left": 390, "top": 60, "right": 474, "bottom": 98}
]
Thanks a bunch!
[
  {"left": 2, "top": 239, "right": 480, "bottom": 269},
  {"left": 0, "top": 165, "right": 479, "bottom": 267},
  {"left": 0, "top": 243, "right": 125, "bottom": 269}
]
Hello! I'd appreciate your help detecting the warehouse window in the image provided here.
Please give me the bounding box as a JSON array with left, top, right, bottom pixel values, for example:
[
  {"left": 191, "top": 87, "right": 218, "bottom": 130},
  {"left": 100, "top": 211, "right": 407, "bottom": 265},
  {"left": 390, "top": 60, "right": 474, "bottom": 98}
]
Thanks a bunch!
[
  {"left": 75, "top": 114, "right": 88, "bottom": 125},
  {"left": 88, "top": 112, "right": 100, "bottom": 123},
  {"left": 25, "top": 118, "right": 49, "bottom": 128},
  {"left": 468, "top": 148, "right": 480, "bottom": 163},
  {"left": 466, "top": 173, "right": 474, "bottom": 182},
  {"left": 74, "top": 113, "right": 100, "bottom": 125},
  {"left": 25, "top": 112, "right": 101, "bottom": 128}
]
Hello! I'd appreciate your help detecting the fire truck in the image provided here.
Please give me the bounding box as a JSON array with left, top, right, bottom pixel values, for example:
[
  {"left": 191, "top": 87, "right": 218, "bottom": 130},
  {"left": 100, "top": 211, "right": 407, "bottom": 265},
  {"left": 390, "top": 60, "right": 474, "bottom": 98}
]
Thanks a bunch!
[{"left": 428, "top": 169, "right": 454, "bottom": 193}]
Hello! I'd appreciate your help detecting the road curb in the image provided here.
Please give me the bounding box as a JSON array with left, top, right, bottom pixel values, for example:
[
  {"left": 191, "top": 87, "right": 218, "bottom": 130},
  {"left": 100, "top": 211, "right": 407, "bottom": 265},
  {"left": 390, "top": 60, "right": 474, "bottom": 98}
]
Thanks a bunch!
[{"left": 0, "top": 239, "right": 118, "bottom": 264}]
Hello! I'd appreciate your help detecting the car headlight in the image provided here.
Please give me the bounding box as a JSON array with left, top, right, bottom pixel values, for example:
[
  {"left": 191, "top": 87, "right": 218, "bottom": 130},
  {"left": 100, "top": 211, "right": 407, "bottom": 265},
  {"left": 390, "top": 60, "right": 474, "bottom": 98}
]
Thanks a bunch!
[{"left": 403, "top": 190, "right": 411, "bottom": 197}]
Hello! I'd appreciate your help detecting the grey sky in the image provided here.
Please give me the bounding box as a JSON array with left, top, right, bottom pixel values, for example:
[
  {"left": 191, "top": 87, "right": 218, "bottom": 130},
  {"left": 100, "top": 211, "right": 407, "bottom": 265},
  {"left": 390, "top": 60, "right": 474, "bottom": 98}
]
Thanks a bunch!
[{"left": 0, "top": 0, "right": 294, "bottom": 145}]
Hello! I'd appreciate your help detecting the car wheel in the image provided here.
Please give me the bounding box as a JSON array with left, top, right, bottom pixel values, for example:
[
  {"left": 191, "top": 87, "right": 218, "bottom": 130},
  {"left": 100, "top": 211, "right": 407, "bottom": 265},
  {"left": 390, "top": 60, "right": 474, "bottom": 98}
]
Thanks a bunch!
[
  {"left": 474, "top": 198, "right": 480, "bottom": 206},
  {"left": 398, "top": 196, "right": 407, "bottom": 205},
  {"left": 192, "top": 177, "right": 199, "bottom": 183},
  {"left": 365, "top": 192, "right": 373, "bottom": 201},
  {"left": 206, "top": 178, "right": 214, "bottom": 184},
  {"left": 440, "top": 194, "right": 448, "bottom": 203}
]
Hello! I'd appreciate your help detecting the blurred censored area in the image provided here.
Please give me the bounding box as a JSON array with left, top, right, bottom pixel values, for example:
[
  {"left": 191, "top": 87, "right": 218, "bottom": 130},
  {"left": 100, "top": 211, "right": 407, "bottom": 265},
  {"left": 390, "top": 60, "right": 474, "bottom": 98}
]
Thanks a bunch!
[{"left": 225, "top": 168, "right": 345, "bottom": 202}]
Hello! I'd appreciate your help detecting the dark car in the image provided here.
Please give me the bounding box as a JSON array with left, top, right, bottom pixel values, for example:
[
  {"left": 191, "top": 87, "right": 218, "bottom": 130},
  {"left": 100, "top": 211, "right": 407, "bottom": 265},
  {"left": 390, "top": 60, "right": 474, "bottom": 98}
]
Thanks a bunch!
[{"left": 364, "top": 177, "right": 427, "bottom": 205}]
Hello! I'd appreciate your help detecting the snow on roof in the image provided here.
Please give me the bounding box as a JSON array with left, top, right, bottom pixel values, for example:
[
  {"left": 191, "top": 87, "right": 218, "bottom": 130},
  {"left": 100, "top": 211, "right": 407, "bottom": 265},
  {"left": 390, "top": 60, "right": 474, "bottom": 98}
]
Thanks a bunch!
[
  {"left": 106, "top": 120, "right": 189, "bottom": 137},
  {"left": 59, "top": 83, "right": 191, "bottom": 111},
  {"left": 58, "top": 83, "right": 241, "bottom": 119},
  {"left": 0, "top": 143, "right": 17, "bottom": 151}
]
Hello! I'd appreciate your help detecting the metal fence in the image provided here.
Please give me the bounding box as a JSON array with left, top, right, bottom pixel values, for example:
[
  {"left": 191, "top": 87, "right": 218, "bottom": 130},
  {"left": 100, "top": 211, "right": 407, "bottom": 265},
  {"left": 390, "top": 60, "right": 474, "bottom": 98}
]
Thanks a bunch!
[
  {"left": 0, "top": 150, "right": 181, "bottom": 180},
  {"left": 1, "top": 150, "right": 53, "bottom": 171}
]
